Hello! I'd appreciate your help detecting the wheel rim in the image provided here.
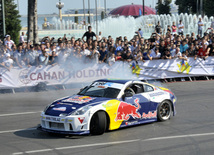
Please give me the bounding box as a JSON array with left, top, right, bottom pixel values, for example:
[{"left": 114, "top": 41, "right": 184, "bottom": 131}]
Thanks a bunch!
[{"left": 159, "top": 102, "right": 171, "bottom": 120}]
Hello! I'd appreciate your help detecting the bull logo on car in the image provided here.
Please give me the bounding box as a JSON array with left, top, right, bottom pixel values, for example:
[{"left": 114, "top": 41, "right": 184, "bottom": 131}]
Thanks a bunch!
[{"left": 115, "top": 98, "right": 141, "bottom": 121}]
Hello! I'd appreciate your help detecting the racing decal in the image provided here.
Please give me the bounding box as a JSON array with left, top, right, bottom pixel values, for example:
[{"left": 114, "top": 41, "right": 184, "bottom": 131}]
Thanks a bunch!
[
  {"left": 158, "top": 87, "right": 174, "bottom": 95},
  {"left": 78, "top": 117, "right": 85, "bottom": 124},
  {"left": 62, "top": 96, "right": 95, "bottom": 104},
  {"left": 142, "top": 111, "right": 157, "bottom": 119},
  {"left": 53, "top": 107, "right": 66, "bottom": 111},
  {"left": 149, "top": 92, "right": 165, "bottom": 97},
  {"left": 125, "top": 121, "right": 138, "bottom": 126},
  {"left": 115, "top": 98, "right": 141, "bottom": 121}
]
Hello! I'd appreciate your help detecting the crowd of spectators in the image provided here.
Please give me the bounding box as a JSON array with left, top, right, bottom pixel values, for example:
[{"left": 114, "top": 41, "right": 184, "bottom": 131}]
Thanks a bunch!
[{"left": 1, "top": 19, "right": 214, "bottom": 71}]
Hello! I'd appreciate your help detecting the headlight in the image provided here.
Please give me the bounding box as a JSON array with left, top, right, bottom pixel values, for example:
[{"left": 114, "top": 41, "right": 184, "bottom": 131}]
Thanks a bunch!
[{"left": 70, "top": 105, "right": 92, "bottom": 115}]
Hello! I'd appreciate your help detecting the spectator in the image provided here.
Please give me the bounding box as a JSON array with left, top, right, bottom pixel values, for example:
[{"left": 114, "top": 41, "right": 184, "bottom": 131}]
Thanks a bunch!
[
  {"left": 162, "top": 50, "right": 172, "bottom": 59},
  {"left": 107, "top": 53, "right": 115, "bottom": 66},
  {"left": 4, "top": 35, "right": 14, "bottom": 51},
  {"left": 171, "top": 22, "right": 177, "bottom": 35},
  {"left": 198, "top": 18, "right": 204, "bottom": 37},
  {"left": 19, "top": 32, "right": 25, "bottom": 43},
  {"left": 82, "top": 26, "right": 97, "bottom": 42},
  {"left": 180, "top": 40, "right": 189, "bottom": 53},
  {"left": 99, "top": 46, "right": 108, "bottom": 63},
  {"left": 155, "top": 21, "right": 162, "bottom": 34},
  {"left": 178, "top": 20, "right": 184, "bottom": 35},
  {"left": 0, "top": 53, "right": 13, "bottom": 71},
  {"left": 143, "top": 50, "right": 152, "bottom": 60},
  {"left": 13, "top": 43, "right": 25, "bottom": 68},
  {"left": 39, "top": 48, "right": 49, "bottom": 66},
  {"left": 196, "top": 44, "right": 209, "bottom": 60},
  {"left": 151, "top": 48, "right": 161, "bottom": 59},
  {"left": 123, "top": 50, "right": 134, "bottom": 62},
  {"left": 187, "top": 43, "right": 197, "bottom": 57},
  {"left": 171, "top": 47, "right": 181, "bottom": 58},
  {"left": 49, "top": 50, "right": 58, "bottom": 66},
  {"left": 207, "top": 42, "right": 214, "bottom": 56},
  {"left": 26, "top": 44, "right": 37, "bottom": 67}
]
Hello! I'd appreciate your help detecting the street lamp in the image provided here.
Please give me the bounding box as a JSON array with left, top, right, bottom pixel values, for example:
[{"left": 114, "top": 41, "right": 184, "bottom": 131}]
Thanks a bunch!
[
  {"left": 142, "top": 0, "right": 145, "bottom": 16},
  {"left": 95, "top": 0, "right": 98, "bottom": 35},
  {"left": 56, "top": 0, "right": 64, "bottom": 22}
]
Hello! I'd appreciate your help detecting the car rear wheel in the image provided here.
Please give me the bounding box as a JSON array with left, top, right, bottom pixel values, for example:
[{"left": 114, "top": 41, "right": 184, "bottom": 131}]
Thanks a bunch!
[
  {"left": 157, "top": 100, "right": 172, "bottom": 121},
  {"left": 90, "top": 111, "right": 107, "bottom": 135}
]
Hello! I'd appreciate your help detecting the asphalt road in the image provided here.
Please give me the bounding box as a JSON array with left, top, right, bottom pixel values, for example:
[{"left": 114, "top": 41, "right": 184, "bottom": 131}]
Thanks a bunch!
[{"left": 1, "top": 81, "right": 214, "bottom": 155}]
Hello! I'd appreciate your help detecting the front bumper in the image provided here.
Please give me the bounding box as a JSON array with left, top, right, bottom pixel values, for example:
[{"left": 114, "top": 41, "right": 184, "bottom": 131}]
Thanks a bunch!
[{"left": 39, "top": 113, "right": 90, "bottom": 135}]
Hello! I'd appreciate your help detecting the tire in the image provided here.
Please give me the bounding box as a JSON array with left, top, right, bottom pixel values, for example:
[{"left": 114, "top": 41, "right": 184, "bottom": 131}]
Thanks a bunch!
[
  {"left": 157, "top": 100, "right": 172, "bottom": 121},
  {"left": 90, "top": 111, "right": 107, "bottom": 135}
]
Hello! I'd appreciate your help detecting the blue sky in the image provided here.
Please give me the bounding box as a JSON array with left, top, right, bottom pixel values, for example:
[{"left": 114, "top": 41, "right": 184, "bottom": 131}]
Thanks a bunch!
[{"left": 15, "top": 0, "right": 158, "bottom": 15}]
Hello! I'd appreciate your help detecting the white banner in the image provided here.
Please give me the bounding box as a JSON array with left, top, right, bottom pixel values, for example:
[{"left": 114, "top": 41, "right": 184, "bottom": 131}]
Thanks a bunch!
[{"left": 1, "top": 57, "right": 214, "bottom": 88}]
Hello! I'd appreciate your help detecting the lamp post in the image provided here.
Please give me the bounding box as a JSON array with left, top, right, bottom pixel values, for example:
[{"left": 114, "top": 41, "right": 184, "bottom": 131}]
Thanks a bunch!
[
  {"left": 95, "top": 0, "right": 98, "bottom": 35},
  {"left": 104, "top": 0, "right": 106, "bottom": 18},
  {"left": 0, "top": 0, "right": 6, "bottom": 37},
  {"left": 200, "top": 0, "right": 203, "bottom": 15},
  {"left": 142, "top": 0, "right": 145, "bottom": 16},
  {"left": 56, "top": 0, "right": 64, "bottom": 22},
  {"left": 88, "top": 0, "right": 90, "bottom": 24}
]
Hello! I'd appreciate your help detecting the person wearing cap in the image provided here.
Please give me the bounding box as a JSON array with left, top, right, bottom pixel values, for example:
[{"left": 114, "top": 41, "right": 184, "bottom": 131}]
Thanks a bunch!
[
  {"left": 4, "top": 35, "right": 14, "bottom": 51},
  {"left": 0, "top": 53, "right": 13, "bottom": 71}
]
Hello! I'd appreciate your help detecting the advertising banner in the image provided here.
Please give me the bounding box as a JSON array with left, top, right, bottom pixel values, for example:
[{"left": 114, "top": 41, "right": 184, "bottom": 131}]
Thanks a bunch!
[{"left": 1, "top": 57, "right": 214, "bottom": 88}]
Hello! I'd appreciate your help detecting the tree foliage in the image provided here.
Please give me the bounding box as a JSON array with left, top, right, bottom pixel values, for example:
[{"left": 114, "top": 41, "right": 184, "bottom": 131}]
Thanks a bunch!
[
  {"left": 156, "top": 0, "right": 172, "bottom": 15},
  {"left": 175, "top": 0, "right": 214, "bottom": 17},
  {"left": 5, "top": 0, "right": 21, "bottom": 44}
]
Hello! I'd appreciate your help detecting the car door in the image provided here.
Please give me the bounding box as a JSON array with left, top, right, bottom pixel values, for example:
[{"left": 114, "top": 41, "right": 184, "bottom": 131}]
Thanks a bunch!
[{"left": 122, "top": 83, "right": 151, "bottom": 122}]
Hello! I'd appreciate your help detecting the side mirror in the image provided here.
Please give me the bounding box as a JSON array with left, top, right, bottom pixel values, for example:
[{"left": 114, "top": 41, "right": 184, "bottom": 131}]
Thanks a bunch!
[{"left": 122, "top": 92, "right": 133, "bottom": 101}]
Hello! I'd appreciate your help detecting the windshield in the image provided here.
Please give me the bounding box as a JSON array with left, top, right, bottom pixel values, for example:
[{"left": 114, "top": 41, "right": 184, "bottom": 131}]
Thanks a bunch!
[{"left": 78, "top": 82, "right": 123, "bottom": 98}]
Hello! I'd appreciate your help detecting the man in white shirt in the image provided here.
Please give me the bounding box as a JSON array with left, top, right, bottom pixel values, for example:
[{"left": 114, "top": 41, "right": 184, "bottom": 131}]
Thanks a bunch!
[
  {"left": 171, "top": 47, "right": 182, "bottom": 58},
  {"left": 198, "top": 18, "right": 204, "bottom": 37},
  {"left": 0, "top": 53, "right": 13, "bottom": 71},
  {"left": 150, "top": 48, "right": 161, "bottom": 59},
  {"left": 4, "top": 35, "right": 14, "bottom": 51},
  {"left": 178, "top": 20, "right": 184, "bottom": 35},
  {"left": 19, "top": 32, "right": 25, "bottom": 43}
]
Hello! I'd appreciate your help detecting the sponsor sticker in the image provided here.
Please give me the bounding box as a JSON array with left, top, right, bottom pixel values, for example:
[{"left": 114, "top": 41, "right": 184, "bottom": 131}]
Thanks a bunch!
[
  {"left": 62, "top": 96, "right": 95, "bottom": 104},
  {"left": 53, "top": 107, "right": 66, "bottom": 111}
]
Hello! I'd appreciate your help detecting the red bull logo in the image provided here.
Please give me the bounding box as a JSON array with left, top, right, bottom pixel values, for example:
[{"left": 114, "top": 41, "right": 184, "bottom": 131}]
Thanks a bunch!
[
  {"left": 115, "top": 98, "right": 141, "bottom": 121},
  {"left": 62, "top": 96, "right": 94, "bottom": 104},
  {"left": 142, "top": 111, "right": 157, "bottom": 119}
]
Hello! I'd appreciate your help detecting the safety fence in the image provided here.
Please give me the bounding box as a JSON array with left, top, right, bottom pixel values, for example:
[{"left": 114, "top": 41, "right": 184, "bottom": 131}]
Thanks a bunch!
[{"left": 1, "top": 57, "right": 214, "bottom": 93}]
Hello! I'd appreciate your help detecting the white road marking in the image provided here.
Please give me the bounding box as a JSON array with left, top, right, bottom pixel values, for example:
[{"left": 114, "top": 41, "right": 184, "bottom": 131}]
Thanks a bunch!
[
  {"left": 12, "top": 132, "right": 214, "bottom": 154},
  {"left": 143, "top": 132, "right": 214, "bottom": 141},
  {"left": 12, "top": 139, "right": 140, "bottom": 154},
  {"left": 0, "top": 111, "right": 41, "bottom": 117},
  {"left": 0, "top": 128, "right": 36, "bottom": 134}
]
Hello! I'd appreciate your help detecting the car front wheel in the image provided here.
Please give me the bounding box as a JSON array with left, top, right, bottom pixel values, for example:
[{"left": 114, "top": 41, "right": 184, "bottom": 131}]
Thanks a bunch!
[
  {"left": 157, "top": 100, "right": 172, "bottom": 121},
  {"left": 90, "top": 111, "right": 107, "bottom": 135}
]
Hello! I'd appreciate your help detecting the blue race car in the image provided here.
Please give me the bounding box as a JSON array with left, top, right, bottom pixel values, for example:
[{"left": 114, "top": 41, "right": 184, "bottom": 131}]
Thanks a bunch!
[{"left": 39, "top": 79, "right": 176, "bottom": 135}]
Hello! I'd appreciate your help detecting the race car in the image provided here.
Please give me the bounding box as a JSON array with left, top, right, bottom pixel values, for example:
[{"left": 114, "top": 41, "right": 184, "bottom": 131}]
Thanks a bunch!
[{"left": 39, "top": 79, "right": 176, "bottom": 135}]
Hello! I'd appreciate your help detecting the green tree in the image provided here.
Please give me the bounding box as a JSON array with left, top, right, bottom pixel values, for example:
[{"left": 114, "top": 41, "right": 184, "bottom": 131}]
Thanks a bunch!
[
  {"left": 5, "top": 0, "right": 21, "bottom": 44},
  {"left": 175, "top": 0, "right": 214, "bottom": 17},
  {"left": 175, "top": 0, "right": 197, "bottom": 14},
  {"left": 156, "top": 0, "right": 172, "bottom": 15}
]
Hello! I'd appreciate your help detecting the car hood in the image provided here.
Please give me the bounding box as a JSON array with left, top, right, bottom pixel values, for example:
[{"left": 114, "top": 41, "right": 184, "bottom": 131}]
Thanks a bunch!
[{"left": 45, "top": 95, "right": 111, "bottom": 116}]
